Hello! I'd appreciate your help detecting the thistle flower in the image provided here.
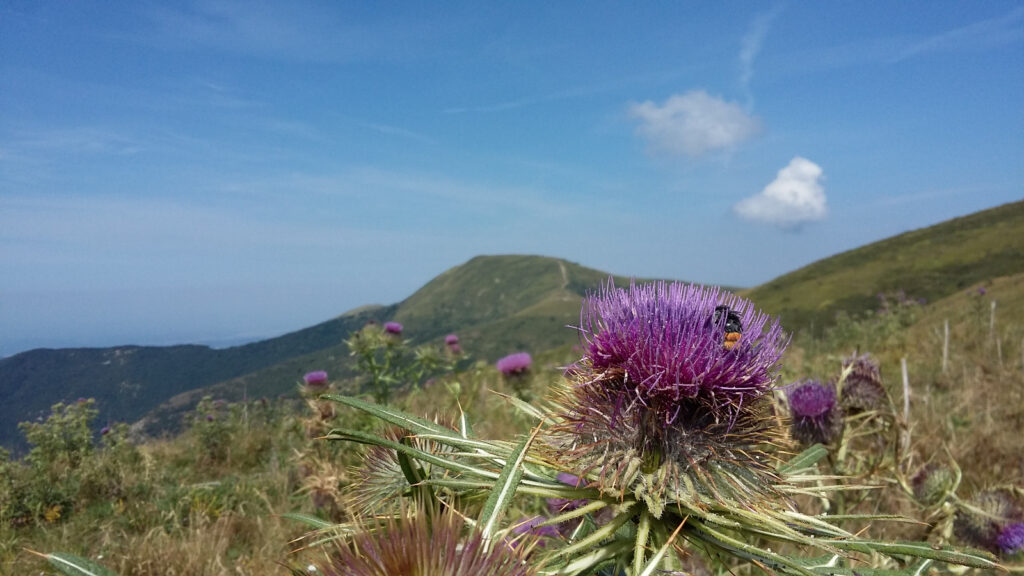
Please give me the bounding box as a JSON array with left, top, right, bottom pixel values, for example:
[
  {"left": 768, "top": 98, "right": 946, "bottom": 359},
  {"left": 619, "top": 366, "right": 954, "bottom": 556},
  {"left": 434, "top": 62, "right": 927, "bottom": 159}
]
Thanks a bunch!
[
  {"left": 787, "top": 380, "right": 844, "bottom": 446},
  {"left": 100, "top": 426, "right": 111, "bottom": 436},
  {"left": 384, "top": 321, "right": 403, "bottom": 335},
  {"left": 445, "top": 333, "right": 459, "bottom": 345},
  {"left": 840, "top": 354, "right": 886, "bottom": 413},
  {"left": 346, "top": 426, "right": 454, "bottom": 516},
  {"left": 304, "top": 370, "right": 329, "bottom": 389},
  {"left": 549, "top": 280, "right": 788, "bottom": 516},
  {"left": 323, "top": 510, "right": 536, "bottom": 576},
  {"left": 997, "top": 523, "right": 1024, "bottom": 555},
  {"left": 955, "top": 489, "right": 1023, "bottom": 552},
  {"left": 496, "top": 352, "right": 532, "bottom": 375},
  {"left": 910, "top": 463, "right": 954, "bottom": 506}
]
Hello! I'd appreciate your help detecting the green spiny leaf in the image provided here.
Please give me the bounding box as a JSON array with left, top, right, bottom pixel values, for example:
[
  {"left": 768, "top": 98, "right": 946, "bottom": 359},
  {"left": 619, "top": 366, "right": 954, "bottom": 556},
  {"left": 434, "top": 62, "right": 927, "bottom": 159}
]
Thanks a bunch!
[{"left": 478, "top": 425, "right": 540, "bottom": 542}]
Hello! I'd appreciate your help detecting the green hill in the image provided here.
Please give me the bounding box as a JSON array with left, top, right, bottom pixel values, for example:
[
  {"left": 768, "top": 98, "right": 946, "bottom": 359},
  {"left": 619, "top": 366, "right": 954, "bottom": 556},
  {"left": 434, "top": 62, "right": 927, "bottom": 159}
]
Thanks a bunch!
[
  {"left": 741, "top": 200, "right": 1024, "bottom": 333},
  {"left": 135, "top": 255, "right": 653, "bottom": 436}
]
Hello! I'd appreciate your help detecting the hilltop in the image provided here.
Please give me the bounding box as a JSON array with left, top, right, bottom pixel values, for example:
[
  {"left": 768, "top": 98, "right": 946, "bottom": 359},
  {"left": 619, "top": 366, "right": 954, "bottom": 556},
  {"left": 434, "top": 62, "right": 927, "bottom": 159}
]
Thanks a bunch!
[{"left": 741, "top": 200, "right": 1024, "bottom": 332}]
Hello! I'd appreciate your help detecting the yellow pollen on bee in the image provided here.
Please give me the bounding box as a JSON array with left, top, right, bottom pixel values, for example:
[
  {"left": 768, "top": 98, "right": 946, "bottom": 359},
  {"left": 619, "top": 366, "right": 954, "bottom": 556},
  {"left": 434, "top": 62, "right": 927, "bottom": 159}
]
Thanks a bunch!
[{"left": 723, "top": 332, "right": 742, "bottom": 350}]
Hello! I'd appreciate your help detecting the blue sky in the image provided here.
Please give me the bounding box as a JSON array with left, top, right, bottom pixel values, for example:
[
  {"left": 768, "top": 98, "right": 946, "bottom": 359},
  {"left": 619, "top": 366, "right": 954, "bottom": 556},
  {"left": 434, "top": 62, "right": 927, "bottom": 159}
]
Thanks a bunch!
[{"left": 2, "top": 1, "right": 1022, "bottom": 357}]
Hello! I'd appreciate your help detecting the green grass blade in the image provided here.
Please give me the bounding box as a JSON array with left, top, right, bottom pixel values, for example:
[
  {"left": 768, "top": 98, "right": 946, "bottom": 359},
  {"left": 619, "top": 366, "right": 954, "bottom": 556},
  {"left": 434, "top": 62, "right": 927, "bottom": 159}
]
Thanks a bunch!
[
  {"left": 33, "top": 552, "right": 119, "bottom": 576},
  {"left": 280, "top": 512, "right": 335, "bottom": 530},
  {"left": 322, "top": 394, "right": 450, "bottom": 435},
  {"left": 478, "top": 426, "right": 540, "bottom": 542},
  {"left": 779, "top": 444, "right": 829, "bottom": 474}
]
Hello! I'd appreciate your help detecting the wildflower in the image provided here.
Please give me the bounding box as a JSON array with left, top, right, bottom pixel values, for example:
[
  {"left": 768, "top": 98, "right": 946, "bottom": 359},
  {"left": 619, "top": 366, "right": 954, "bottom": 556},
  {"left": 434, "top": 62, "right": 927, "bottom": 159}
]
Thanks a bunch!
[
  {"left": 323, "top": 510, "right": 536, "bottom": 576},
  {"left": 205, "top": 414, "right": 214, "bottom": 422},
  {"left": 445, "top": 333, "right": 459, "bottom": 345},
  {"left": 448, "top": 343, "right": 462, "bottom": 354},
  {"left": 955, "top": 489, "right": 1023, "bottom": 552},
  {"left": 304, "top": 370, "right": 329, "bottom": 389},
  {"left": 997, "top": 523, "right": 1024, "bottom": 555},
  {"left": 100, "top": 426, "right": 111, "bottom": 436},
  {"left": 787, "top": 380, "right": 844, "bottom": 446},
  {"left": 384, "top": 321, "right": 403, "bottom": 335},
  {"left": 549, "top": 280, "right": 788, "bottom": 516},
  {"left": 910, "top": 463, "right": 954, "bottom": 506},
  {"left": 496, "top": 352, "right": 532, "bottom": 375},
  {"left": 840, "top": 354, "right": 886, "bottom": 413},
  {"left": 977, "top": 286, "right": 987, "bottom": 296}
]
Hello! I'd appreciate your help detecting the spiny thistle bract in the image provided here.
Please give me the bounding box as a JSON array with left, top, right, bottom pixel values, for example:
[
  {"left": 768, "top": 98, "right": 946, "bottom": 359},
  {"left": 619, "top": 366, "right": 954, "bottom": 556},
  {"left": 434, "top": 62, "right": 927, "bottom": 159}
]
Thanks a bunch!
[
  {"left": 787, "top": 379, "right": 844, "bottom": 446},
  {"left": 548, "top": 280, "right": 789, "bottom": 516},
  {"left": 322, "top": 510, "right": 537, "bottom": 576},
  {"left": 840, "top": 353, "right": 886, "bottom": 413}
]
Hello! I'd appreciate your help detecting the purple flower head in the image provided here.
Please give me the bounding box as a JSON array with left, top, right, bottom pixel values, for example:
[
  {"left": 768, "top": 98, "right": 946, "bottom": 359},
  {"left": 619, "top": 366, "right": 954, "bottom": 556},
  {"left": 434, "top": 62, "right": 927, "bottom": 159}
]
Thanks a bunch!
[
  {"left": 787, "top": 380, "right": 844, "bottom": 445},
  {"left": 384, "top": 321, "right": 403, "bottom": 335},
  {"left": 100, "top": 426, "right": 111, "bottom": 436},
  {"left": 303, "top": 370, "right": 329, "bottom": 388},
  {"left": 997, "top": 523, "right": 1024, "bottom": 555},
  {"left": 955, "top": 489, "right": 1024, "bottom": 552},
  {"left": 549, "top": 280, "right": 789, "bottom": 514},
  {"left": 977, "top": 286, "right": 987, "bottom": 296},
  {"left": 581, "top": 280, "right": 786, "bottom": 413},
  {"left": 497, "top": 352, "right": 532, "bottom": 375},
  {"left": 445, "top": 333, "right": 459, "bottom": 345},
  {"left": 448, "top": 343, "right": 462, "bottom": 354},
  {"left": 77, "top": 397, "right": 87, "bottom": 404},
  {"left": 205, "top": 414, "right": 214, "bottom": 422}
]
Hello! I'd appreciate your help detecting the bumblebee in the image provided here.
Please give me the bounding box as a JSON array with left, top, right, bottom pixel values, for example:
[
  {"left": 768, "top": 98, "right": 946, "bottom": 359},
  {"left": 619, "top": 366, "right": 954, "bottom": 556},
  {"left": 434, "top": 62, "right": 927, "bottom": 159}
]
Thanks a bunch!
[{"left": 712, "top": 305, "right": 743, "bottom": 350}]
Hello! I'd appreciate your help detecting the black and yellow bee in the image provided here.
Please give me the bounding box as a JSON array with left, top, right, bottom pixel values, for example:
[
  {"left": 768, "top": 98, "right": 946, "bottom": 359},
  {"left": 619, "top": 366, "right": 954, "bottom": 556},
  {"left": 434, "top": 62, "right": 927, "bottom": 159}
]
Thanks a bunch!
[{"left": 713, "top": 305, "right": 743, "bottom": 350}]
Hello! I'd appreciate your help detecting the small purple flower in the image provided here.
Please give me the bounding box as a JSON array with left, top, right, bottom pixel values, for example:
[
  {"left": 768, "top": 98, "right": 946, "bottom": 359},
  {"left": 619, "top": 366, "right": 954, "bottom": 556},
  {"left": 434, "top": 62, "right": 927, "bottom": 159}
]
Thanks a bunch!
[
  {"left": 205, "top": 414, "right": 214, "bottom": 422},
  {"left": 303, "top": 370, "right": 329, "bottom": 388},
  {"left": 100, "top": 426, "right": 111, "bottom": 436},
  {"left": 788, "top": 380, "right": 844, "bottom": 445},
  {"left": 445, "top": 333, "right": 459, "bottom": 345},
  {"left": 77, "top": 397, "right": 87, "bottom": 404},
  {"left": 977, "top": 286, "right": 987, "bottom": 296},
  {"left": 997, "top": 523, "right": 1024, "bottom": 555},
  {"left": 448, "top": 343, "right": 462, "bottom": 354},
  {"left": 496, "top": 352, "right": 532, "bottom": 375},
  {"left": 384, "top": 321, "right": 403, "bottom": 335}
]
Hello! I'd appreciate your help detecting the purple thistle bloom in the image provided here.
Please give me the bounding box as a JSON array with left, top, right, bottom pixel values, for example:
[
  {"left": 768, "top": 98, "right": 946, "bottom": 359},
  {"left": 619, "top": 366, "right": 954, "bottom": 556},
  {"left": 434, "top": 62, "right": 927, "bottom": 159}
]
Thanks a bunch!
[
  {"left": 788, "top": 380, "right": 844, "bottom": 445},
  {"left": 205, "top": 414, "right": 214, "bottom": 422},
  {"left": 550, "top": 280, "right": 789, "bottom": 515},
  {"left": 998, "top": 523, "right": 1024, "bottom": 555},
  {"left": 955, "top": 489, "right": 1023, "bottom": 552},
  {"left": 384, "top": 321, "right": 403, "bottom": 335},
  {"left": 496, "top": 352, "right": 532, "bottom": 375},
  {"left": 303, "top": 370, "right": 329, "bottom": 388},
  {"left": 445, "top": 333, "right": 459, "bottom": 345},
  {"left": 977, "top": 286, "right": 987, "bottom": 296},
  {"left": 581, "top": 280, "right": 785, "bottom": 414},
  {"left": 100, "top": 426, "right": 111, "bottom": 436}
]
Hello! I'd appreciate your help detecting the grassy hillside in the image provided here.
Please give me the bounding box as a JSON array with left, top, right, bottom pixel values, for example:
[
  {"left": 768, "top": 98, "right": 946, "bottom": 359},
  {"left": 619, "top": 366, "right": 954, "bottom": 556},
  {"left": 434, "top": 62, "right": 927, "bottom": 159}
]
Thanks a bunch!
[{"left": 742, "top": 200, "right": 1024, "bottom": 333}]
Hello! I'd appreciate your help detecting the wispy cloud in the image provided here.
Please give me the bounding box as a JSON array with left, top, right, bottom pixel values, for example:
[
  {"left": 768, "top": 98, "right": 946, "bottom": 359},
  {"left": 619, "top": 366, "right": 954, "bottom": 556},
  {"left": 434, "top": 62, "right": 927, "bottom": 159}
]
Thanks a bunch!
[
  {"left": 734, "top": 156, "right": 827, "bottom": 230},
  {"left": 627, "top": 90, "right": 761, "bottom": 157},
  {"left": 739, "top": 5, "right": 784, "bottom": 104},
  {"left": 893, "top": 6, "right": 1024, "bottom": 62}
]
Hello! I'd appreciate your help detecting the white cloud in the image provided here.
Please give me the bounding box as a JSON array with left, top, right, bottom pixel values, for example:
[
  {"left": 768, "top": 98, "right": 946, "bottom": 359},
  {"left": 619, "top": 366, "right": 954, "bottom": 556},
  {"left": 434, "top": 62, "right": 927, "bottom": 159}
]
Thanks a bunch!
[
  {"left": 734, "top": 157, "right": 827, "bottom": 229},
  {"left": 628, "top": 90, "right": 760, "bottom": 157}
]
